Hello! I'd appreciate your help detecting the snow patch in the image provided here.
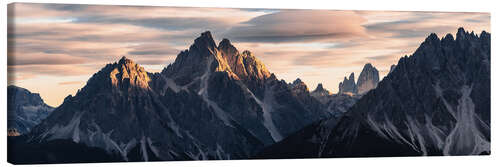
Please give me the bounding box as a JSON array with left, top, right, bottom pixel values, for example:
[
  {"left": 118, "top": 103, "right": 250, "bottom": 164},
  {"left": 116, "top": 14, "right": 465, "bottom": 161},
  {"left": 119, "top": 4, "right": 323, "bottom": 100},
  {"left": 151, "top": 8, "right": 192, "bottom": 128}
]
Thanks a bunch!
[
  {"left": 147, "top": 137, "right": 161, "bottom": 158},
  {"left": 197, "top": 56, "right": 233, "bottom": 127},
  {"left": 140, "top": 136, "right": 149, "bottom": 161},
  {"left": 245, "top": 86, "right": 283, "bottom": 142},
  {"left": 442, "top": 86, "right": 490, "bottom": 155},
  {"left": 40, "top": 111, "right": 84, "bottom": 143}
]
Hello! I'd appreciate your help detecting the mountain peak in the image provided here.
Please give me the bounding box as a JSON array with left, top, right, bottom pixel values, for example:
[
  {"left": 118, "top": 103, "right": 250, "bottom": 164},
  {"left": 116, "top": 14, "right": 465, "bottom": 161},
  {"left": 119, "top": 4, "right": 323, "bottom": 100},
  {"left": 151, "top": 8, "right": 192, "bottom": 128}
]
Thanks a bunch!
[
  {"left": 357, "top": 63, "right": 379, "bottom": 94},
  {"left": 290, "top": 78, "right": 309, "bottom": 94},
  {"left": 164, "top": 31, "right": 271, "bottom": 85},
  {"left": 219, "top": 38, "right": 232, "bottom": 47},
  {"left": 349, "top": 72, "right": 355, "bottom": 81},
  {"left": 389, "top": 64, "right": 396, "bottom": 73},
  {"left": 218, "top": 38, "right": 240, "bottom": 73},
  {"left": 201, "top": 31, "right": 213, "bottom": 38},
  {"left": 311, "top": 83, "right": 331, "bottom": 98},
  {"left": 339, "top": 73, "right": 357, "bottom": 95},
  {"left": 314, "top": 83, "right": 330, "bottom": 94},
  {"left": 117, "top": 56, "right": 138, "bottom": 69},
  {"left": 193, "top": 31, "right": 217, "bottom": 51},
  {"left": 457, "top": 27, "right": 466, "bottom": 38},
  {"left": 118, "top": 56, "right": 132, "bottom": 63},
  {"left": 111, "top": 57, "right": 151, "bottom": 90},
  {"left": 442, "top": 33, "right": 454, "bottom": 43},
  {"left": 293, "top": 78, "right": 303, "bottom": 85},
  {"left": 239, "top": 50, "right": 271, "bottom": 80},
  {"left": 83, "top": 57, "right": 151, "bottom": 95},
  {"left": 424, "top": 33, "right": 440, "bottom": 44},
  {"left": 362, "top": 63, "right": 374, "bottom": 70},
  {"left": 316, "top": 83, "right": 324, "bottom": 90},
  {"left": 8, "top": 85, "right": 54, "bottom": 135}
]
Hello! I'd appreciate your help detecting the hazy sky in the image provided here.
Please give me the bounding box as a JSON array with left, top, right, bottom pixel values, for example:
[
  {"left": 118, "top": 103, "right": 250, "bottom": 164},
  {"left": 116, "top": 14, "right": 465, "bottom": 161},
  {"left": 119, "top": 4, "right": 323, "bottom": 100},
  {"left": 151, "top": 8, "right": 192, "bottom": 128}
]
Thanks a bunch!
[{"left": 7, "top": 3, "right": 490, "bottom": 107}]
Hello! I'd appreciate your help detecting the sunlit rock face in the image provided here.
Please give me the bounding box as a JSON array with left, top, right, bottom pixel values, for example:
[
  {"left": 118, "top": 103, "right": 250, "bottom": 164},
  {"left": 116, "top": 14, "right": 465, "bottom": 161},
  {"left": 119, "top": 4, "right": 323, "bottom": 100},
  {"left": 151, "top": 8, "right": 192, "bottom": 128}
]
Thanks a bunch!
[
  {"left": 109, "top": 57, "right": 152, "bottom": 91},
  {"left": 356, "top": 63, "right": 380, "bottom": 95},
  {"left": 256, "top": 28, "right": 491, "bottom": 158},
  {"left": 7, "top": 85, "right": 54, "bottom": 135},
  {"left": 338, "top": 72, "right": 357, "bottom": 95}
]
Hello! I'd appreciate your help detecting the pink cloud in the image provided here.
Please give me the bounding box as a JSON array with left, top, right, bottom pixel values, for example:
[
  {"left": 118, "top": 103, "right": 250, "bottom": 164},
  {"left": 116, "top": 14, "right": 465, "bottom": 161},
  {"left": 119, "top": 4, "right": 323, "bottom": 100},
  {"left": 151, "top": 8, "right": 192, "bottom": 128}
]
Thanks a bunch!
[
  {"left": 225, "top": 10, "right": 368, "bottom": 42},
  {"left": 58, "top": 81, "right": 83, "bottom": 85}
]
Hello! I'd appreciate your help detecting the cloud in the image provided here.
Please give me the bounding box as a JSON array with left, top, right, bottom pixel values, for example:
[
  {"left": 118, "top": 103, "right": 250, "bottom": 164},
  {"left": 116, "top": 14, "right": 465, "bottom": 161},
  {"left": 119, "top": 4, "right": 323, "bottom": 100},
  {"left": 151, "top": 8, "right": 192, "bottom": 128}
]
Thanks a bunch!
[
  {"left": 7, "top": 72, "right": 36, "bottom": 85},
  {"left": 8, "top": 53, "right": 89, "bottom": 65},
  {"left": 366, "top": 52, "right": 403, "bottom": 61},
  {"left": 74, "top": 16, "right": 235, "bottom": 31},
  {"left": 127, "top": 43, "right": 179, "bottom": 56},
  {"left": 9, "top": 64, "right": 101, "bottom": 77},
  {"left": 42, "top": 4, "right": 87, "bottom": 11},
  {"left": 7, "top": 3, "right": 491, "bottom": 105},
  {"left": 362, "top": 11, "right": 490, "bottom": 39},
  {"left": 224, "top": 10, "right": 368, "bottom": 42},
  {"left": 58, "top": 81, "right": 83, "bottom": 85}
]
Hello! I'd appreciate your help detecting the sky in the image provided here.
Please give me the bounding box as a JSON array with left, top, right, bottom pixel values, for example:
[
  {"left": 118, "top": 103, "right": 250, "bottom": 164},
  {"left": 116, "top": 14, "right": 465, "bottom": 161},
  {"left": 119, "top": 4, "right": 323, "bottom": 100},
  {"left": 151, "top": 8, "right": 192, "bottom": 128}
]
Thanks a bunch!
[{"left": 7, "top": 3, "right": 490, "bottom": 107}]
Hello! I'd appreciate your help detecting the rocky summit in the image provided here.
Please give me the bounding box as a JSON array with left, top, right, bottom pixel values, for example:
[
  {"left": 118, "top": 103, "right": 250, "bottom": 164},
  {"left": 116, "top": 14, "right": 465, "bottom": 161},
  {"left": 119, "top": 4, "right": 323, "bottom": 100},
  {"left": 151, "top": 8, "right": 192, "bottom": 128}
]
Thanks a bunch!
[
  {"left": 356, "top": 63, "right": 380, "bottom": 95},
  {"left": 389, "top": 64, "right": 396, "bottom": 73},
  {"left": 311, "top": 83, "right": 331, "bottom": 98},
  {"left": 290, "top": 78, "right": 309, "bottom": 95},
  {"left": 27, "top": 31, "right": 335, "bottom": 161},
  {"left": 337, "top": 63, "right": 380, "bottom": 96},
  {"left": 338, "top": 72, "right": 357, "bottom": 95}
]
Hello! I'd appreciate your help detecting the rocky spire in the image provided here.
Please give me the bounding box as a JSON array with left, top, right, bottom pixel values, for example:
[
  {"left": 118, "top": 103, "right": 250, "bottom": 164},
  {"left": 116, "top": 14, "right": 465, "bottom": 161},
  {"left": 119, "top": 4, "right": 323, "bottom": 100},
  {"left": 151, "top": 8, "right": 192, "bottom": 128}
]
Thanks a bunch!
[
  {"left": 194, "top": 31, "right": 217, "bottom": 52},
  {"left": 82, "top": 56, "right": 151, "bottom": 96},
  {"left": 311, "top": 83, "right": 331, "bottom": 97},
  {"left": 218, "top": 38, "right": 258, "bottom": 81},
  {"left": 164, "top": 31, "right": 270, "bottom": 84},
  {"left": 389, "top": 64, "right": 396, "bottom": 73},
  {"left": 456, "top": 27, "right": 467, "bottom": 41},
  {"left": 290, "top": 78, "right": 309, "bottom": 94},
  {"left": 338, "top": 72, "right": 357, "bottom": 95},
  {"left": 163, "top": 31, "right": 234, "bottom": 83},
  {"left": 356, "top": 63, "right": 380, "bottom": 94},
  {"left": 112, "top": 56, "right": 151, "bottom": 89},
  {"left": 239, "top": 50, "right": 271, "bottom": 81}
]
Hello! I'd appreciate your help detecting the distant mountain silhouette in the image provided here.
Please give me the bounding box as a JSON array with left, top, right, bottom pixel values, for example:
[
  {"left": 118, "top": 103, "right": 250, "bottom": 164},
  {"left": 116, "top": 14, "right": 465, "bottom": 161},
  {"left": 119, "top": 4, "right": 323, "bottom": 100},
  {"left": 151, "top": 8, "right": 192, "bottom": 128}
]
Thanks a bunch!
[{"left": 7, "top": 85, "right": 54, "bottom": 135}]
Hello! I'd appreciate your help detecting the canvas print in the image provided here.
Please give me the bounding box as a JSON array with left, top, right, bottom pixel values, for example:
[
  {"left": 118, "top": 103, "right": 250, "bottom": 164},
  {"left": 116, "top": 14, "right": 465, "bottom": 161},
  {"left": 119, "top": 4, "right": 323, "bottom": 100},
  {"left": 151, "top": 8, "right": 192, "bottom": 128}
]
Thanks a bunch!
[{"left": 7, "top": 3, "right": 490, "bottom": 164}]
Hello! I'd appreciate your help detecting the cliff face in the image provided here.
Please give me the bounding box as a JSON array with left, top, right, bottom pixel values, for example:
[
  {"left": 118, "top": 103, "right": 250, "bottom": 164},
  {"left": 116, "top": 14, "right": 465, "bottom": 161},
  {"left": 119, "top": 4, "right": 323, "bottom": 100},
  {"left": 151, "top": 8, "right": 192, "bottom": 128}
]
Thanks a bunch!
[
  {"left": 338, "top": 72, "right": 357, "bottom": 95},
  {"left": 356, "top": 63, "right": 380, "bottom": 94},
  {"left": 338, "top": 63, "right": 380, "bottom": 96}
]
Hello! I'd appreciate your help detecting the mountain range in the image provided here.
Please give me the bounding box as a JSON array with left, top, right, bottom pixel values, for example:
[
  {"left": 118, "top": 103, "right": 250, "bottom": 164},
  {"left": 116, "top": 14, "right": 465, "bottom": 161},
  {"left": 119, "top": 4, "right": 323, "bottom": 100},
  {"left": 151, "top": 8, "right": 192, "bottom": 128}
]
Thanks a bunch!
[
  {"left": 23, "top": 31, "right": 354, "bottom": 162},
  {"left": 256, "top": 28, "right": 491, "bottom": 158},
  {"left": 7, "top": 28, "right": 490, "bottom": 164}
]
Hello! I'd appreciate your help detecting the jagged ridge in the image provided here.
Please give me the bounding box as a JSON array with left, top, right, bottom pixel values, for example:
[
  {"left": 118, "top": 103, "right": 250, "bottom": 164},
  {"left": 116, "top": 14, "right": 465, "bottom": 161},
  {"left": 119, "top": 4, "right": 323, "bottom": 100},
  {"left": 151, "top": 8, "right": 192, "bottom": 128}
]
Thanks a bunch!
[
  {"left": 27, "top": 31, "right": 335, "bottom": 162},
  {"left": 256, "top": 28, "right": 491, "bottom": 158}
]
